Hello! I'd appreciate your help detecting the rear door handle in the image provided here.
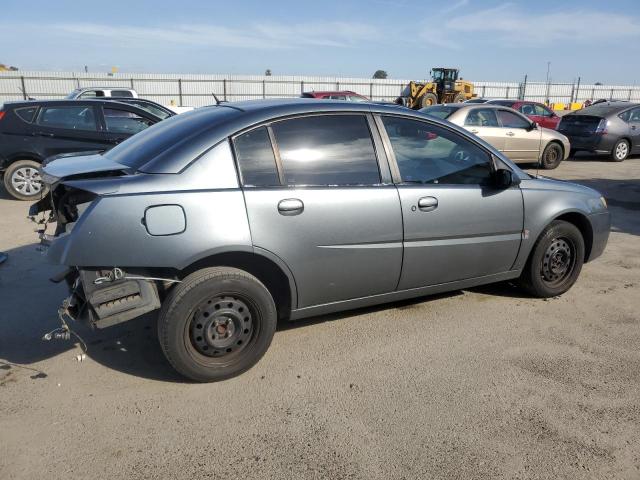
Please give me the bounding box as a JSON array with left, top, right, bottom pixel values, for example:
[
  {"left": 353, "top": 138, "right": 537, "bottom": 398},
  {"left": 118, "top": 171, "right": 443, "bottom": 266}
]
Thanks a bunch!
[
  {"left": 417, "top": 196, "right": 438, "bottom": 212},
  {"left": 506, "top": 131, "right": 515, "bottom": 136},
  {"left": 278, "top": 198, "right": 304, "bottom": 216},
  {"left": 34, "top": 131, "right": 54, "bottom": 137}
]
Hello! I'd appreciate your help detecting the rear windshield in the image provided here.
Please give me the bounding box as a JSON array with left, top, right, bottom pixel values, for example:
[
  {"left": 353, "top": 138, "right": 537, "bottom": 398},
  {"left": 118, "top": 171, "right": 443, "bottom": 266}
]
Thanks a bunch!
[
  {"left": 420, "top": 105, "right": 461, "bottom": 119},
  {"left": 487, "top": 100, "right": 514, "bottom": 107},
  {"left": 104, "top": 106, "right": 238, "bottom": 170}
]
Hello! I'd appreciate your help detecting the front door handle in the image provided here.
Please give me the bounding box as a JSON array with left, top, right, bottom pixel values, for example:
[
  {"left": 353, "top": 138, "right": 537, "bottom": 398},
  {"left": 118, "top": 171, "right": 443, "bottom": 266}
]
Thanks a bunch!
[
  {"left": 278, "top": 198, "right": 304, "bottom": 216},
  {"left": 470, "top": 129, "right": 479, "bottom": 134},
  {"left": 506, "top": 131, "right": 515, "bottom": 136},
  {"left": 417, "top": 196, "right": 438, "bottom": 212}
]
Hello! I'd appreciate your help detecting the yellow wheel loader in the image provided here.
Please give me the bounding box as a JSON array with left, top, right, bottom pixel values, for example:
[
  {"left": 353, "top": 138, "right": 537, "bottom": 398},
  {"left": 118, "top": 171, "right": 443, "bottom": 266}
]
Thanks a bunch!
[{"left": 396, "top": 67, "right": 476, "bottom": 109}]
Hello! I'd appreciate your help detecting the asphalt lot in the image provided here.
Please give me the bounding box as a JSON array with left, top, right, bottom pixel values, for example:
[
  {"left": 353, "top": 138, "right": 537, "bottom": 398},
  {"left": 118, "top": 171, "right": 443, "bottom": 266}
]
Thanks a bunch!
[{"left": 1, "top": 155, "right": 639, "bottom": 479}]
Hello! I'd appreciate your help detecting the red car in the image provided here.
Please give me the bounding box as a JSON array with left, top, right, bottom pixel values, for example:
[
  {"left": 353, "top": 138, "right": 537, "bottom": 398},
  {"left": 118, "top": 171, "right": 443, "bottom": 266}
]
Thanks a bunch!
[
  {"left": 486, "top": 100, "right": 561, "bottom": 129},
  {"left": 301, "top": 91, "right": 369, "bottom": 102}
]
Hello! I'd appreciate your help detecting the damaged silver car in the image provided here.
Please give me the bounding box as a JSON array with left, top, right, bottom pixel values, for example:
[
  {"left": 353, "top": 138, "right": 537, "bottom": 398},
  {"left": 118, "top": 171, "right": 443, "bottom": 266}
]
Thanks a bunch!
[{"left": 31, "top": 99, "right": 611, "bottom": 382}]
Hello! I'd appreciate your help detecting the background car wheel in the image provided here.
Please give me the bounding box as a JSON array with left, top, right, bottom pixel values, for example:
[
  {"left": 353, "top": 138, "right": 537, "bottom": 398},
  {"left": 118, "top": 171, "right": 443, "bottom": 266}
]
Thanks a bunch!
[
  {"left": 157, "top": 267, "right": 277, "bottom": 382},
  {"left": 519, "top": 220, "right": 585, "bottom": 298},
  {"left": 3, "top": 159, "right": 47, "bottom": 201},
  {"left": 420, "top": 93, "right": 438, "bottom": 108},
  {"left": 452, "top": 93, "right": 466, "bottom": 103},
  {"left": 541, "top": 142, "right": 563, "bottom": 169},
  {"left": 611, "top": 139, "right": 629, "bottom": 162}
]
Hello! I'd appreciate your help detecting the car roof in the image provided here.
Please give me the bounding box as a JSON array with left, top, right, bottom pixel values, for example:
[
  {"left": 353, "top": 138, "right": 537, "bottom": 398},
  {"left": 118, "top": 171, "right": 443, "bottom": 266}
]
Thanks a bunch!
[
  {"left": 572, "top": 101, "right": 638, "bottom": 116},
  {"left": 1, "top": 98, "right": 163, "bottom": 120},
  {"left": 72, "top": 87, "right": 135, "bottom": 91},
  {"left": 303, "top": 91, "right": 360, "bottom": 96},
  {"left": 106, "top": 98, "right": 481, "bottom": 174}
]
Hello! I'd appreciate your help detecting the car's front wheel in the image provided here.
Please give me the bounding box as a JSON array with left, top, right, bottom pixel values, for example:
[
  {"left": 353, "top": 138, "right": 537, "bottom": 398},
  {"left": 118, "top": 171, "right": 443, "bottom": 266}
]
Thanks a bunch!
[
  {"left": 540, "top": 142, "right": 563, "bottom": 169},
  {"left": 3, "top": 159, "right": 47, "bottom": 201},
  {"left": 519, "top": 220, "right": 585, "bottom": 297},
  {"left": 158, "top": 267, "right": 277, "bottom": 382}
]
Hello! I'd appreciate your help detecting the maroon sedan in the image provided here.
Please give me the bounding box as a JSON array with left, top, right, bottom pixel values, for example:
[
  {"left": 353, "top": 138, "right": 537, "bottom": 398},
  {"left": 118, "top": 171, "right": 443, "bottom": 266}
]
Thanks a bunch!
[
  {"left": 487, "top": 99, "right": 561, "bottom": 130},
  {"left": 301, "top": 91, "right": 369, "bottom": 102}
]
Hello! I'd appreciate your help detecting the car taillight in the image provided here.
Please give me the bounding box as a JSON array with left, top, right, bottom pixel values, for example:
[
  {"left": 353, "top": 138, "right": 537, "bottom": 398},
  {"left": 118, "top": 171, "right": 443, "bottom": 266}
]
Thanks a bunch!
[
  {"left": 0, "top": 111, "right": 5, "bottom": 121},
  {"left": 595, "top": 118, "right": 608, "bottom": 134}
]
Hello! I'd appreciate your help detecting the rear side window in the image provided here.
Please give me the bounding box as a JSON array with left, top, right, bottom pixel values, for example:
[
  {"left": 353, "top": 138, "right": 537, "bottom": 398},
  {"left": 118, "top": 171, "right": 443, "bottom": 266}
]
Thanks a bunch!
[
  {"left": 421, "top": 105, "right": 459, "bottom": 119},
  {"left": 103, "top": 108, "right": 153, "bottom": 134},
  {"left": 36, "top": 106, "right": 97, "bottom": 131},
  {"left": 79, "top": 90, "right": 101, "bottom": 98},
  {"left": 15, "top": 106, "right": 38, "bottom": 123},
  {"left": 464, "top": 108, "right": 499, "bottom": 127},
  {"left": 234, "top": 127, "right": 279, "bottom": 186},
  {"left": 497, "top": 110, "right": 530, "bottom": 128},
  {"left": 111, "top": 90, "right": 134, "bottom": 98},
  {"left": 271, "top": 114, "right": 380, "bottom": 186}
]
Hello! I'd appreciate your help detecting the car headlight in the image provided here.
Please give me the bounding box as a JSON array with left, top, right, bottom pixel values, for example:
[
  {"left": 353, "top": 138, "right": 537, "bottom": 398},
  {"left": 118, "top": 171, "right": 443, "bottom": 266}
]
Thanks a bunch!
[{"left": 588, "top": 196, "right": 607, "bottom": 212}]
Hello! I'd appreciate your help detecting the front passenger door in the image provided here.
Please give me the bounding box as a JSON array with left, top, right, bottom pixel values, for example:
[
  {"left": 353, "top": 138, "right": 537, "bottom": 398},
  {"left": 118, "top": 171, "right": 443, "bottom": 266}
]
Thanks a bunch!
[
  {"left": 625, "top": 107, "right": 640, "bottom": 152},
  {"left": 379, "top": 115, "right": 523, "bottom": 289}
]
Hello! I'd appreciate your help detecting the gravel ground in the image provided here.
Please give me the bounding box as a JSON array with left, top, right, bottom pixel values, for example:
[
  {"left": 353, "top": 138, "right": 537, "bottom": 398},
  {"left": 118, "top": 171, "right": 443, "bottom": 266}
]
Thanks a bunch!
[{"left": 1, "top": 155, "right": 639, "bottom": 480}]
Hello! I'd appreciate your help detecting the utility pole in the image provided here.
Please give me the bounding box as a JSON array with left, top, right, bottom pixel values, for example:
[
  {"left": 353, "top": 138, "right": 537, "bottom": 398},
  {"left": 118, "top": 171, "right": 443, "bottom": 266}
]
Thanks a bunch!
[{"left": 545, "top": 62, "right": 551, "bottom": 105}]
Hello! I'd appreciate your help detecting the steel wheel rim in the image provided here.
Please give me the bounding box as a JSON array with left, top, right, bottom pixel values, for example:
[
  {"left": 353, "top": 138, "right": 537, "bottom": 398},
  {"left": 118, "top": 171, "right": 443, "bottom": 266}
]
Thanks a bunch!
[
  {"left": 616, "top": 142, "right": 628, "bottom": 160},
  {"left": 540, "top": 237, "right": 575, "bottom": 287},
  {"left": 189, "top": 295, "right": 254, "bottom": 358},
  {"left": 11, "top": 167, "right": 42, "bottom": 195},
  {"left": 545, "top": 146, "right": 559, "bottom": 164}
]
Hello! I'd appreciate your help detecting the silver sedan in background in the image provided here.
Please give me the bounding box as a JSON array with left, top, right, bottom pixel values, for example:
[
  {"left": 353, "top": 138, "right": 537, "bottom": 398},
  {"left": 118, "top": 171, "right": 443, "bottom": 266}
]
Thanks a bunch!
[{"left": 422, "top": 104, "right": 570, "bottom": 169}]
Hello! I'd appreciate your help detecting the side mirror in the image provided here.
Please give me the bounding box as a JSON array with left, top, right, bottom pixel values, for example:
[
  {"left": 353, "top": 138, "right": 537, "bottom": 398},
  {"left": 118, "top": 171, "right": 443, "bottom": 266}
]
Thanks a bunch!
[
  {"left": 527, "top": 121, "right": 538, "bottom": 131},
  {"left": 494, "top": 168, "right": 521, "bottom": 189}
]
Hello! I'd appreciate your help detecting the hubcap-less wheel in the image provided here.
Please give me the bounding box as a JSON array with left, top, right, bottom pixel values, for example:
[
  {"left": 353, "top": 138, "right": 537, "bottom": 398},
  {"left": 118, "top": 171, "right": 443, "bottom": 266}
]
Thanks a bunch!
[
  {"left": 189, "top": 295, "right": 253, "bottom": 357},
  {"left": 540, "top": 237, "right": 575, "bottom": 287},
  {"left": 615, "top": 141, "right": 628, "bottom": 161},
  {"left": 11, "top": 167, "right": 43, "bottom": 196}
]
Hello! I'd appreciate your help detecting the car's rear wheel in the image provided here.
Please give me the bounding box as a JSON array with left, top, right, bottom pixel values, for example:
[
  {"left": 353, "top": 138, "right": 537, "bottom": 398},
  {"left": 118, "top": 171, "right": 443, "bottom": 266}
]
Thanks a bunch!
[
  {"left": 3, "top": 159, "right": 47, "bottom": 201},
  {"left": 611, "top": 139, "right": 630, "bottom": 162},
  {"left": 158, "top": 267, "right": 277, "bottom": 382},
  {"left": 519, "top": 220, "right": 585, "bottom": 298},
  {"left": 541, "top": 142, "right": 563, "bottom": 169}
]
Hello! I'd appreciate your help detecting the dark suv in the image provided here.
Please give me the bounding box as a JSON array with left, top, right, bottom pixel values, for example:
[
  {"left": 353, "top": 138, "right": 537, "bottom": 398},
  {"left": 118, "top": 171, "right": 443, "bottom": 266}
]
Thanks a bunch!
[{"left": 0, "top": 99, "right": 164, "bottom": 200}]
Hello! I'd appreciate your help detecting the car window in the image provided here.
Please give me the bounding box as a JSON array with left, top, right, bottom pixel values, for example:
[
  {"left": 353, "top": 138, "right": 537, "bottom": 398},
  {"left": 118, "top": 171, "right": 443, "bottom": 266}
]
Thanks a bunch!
[
  {"left": 329, "top": 95, "right": 346, "bottom": 100},
  {"left": 36, "top": 106, "right": 98, "bottom": 131},
  {"left": 534, "top": 104, "right": 552, "bottom": 117},
  {"left": 519, "top": 104, "right": 536, "bottom": 116},
  {"left": 271, "top": 114, "right": 380, "bottom": 186},
  {"left": 421, "top": 105, "right": 460, "bottom": 119},
  {"left": 14, "top": 106, "right": 38, "bottom": 123},
  {"left": 349, "top": 95, "right": 368, "bottom": 102},
  {"left": 126, "top": 101, "right": 172, "bottom": 119},
  {"left": 381, "top": 116, "right": 493, "bottom": 185},
  {"left": 233, "top": 127, "right": 280, "bottom": 186},
  {"left": 628, "top": 108, "right": 640, "bottom": 122},
  {"left": 497, "top": 110, "right": 530, "bottom": 129},
  {"left": 103, "top": 108, "right": 153, "bottom": 134},
  {"left": 79, "top": 90, "right": 102, "bottom": 98},
  {"left": 464, "top": 108, "right": 499, "bottom": 127},
  {"left": 111, "top": 90, "right": 134, "bottom": 98}
]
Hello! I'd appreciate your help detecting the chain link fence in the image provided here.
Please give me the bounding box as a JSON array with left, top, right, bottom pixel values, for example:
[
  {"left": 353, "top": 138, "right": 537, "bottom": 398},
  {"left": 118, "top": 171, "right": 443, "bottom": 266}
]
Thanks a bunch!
[{"left": 1, "top": 72, "right": 639, "bottom": 107}]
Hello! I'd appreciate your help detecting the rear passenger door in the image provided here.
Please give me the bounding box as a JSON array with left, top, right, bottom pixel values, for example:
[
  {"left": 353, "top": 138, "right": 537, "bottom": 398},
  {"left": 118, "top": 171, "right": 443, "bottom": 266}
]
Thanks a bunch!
[
  {"left": 235, "top": 114, "right": 403, "bottom": 308},
  {"left": 99, "top": 106, "right": 158, "bottom": 145},
  {"left": 624, "top": 107, "right": 640, "bottom": 152},
  {"left": 33, "top": 104, "right": 109, "bottom": 158},
  {"left": 497, "top": 109, "right": 540, "bottom": 162}
]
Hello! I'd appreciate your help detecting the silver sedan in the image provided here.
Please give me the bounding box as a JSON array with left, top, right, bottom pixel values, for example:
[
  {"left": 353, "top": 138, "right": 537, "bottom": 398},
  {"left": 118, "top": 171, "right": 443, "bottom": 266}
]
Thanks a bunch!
[{"left": 422, "top": 104, "right": 571, "bottom": 169}]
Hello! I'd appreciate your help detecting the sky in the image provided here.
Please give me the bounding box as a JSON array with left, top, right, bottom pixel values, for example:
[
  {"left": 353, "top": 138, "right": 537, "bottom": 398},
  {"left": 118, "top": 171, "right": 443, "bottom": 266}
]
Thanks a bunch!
[{"left": 2, "top": 0, "right": 639, "bottom": 84}]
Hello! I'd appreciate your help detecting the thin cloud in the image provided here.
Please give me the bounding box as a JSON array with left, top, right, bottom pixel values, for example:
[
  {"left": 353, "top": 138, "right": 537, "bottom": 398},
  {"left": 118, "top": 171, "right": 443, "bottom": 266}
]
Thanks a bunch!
[{"left": 17, "top": 21, "right": 379, "bottom": 50}]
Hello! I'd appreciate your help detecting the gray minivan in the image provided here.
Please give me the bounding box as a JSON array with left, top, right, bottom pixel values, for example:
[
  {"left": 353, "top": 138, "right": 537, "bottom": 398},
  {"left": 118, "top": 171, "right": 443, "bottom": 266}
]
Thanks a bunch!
[{"left": 31, "top": 99, "right": 610, "bottom": 382}]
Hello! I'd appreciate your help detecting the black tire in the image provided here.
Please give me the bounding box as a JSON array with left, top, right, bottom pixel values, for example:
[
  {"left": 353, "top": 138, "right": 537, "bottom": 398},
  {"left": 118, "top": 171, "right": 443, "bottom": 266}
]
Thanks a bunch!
[
  {"left": 420, "top": 93, "right": 438, "bottom": 108},
  {"left": 610, "top": 139, "right": 629, "bottom": 162},
  {"left": 540, "top": 142, "right": 563, "bottom": 169},
  {"left": 3, "top": 159, "right": 48, "bottom": 201},
  {"left": 452, "top": 93, "right": 466, "bottom": 103},
  {"left": 158, "top": 267, "right": 277, "bottom": 382},
  {"left": 569, "top": 148, "right": 577, "bottom": 158},
  {"left": 519, "top": 220, "right": 585, "bottom": 298}
]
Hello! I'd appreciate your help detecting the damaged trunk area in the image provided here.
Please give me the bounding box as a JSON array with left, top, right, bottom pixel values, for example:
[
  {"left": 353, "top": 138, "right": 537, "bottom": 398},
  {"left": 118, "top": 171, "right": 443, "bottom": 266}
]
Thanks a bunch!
[{"left": 59, "top": 268, "right": 167, "bottom": 329}]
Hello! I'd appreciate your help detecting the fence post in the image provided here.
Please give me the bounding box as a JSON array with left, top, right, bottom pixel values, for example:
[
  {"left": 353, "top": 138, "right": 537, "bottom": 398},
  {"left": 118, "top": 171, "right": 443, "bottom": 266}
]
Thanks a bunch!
[
  {"left": 482, "top": 85, "right": 486, "bottom": 97},
  {"left": 506, "top": 86, "right": 510, "bottom": 98},
  {"left": 521, "top": 74, "right": 527, "bottom": 100},
  {"left": 178, "top": 79, "right": 183, "bottom": 106},
  {"left": 336, "top": 81, "right": 339, "bottom": 90},
  {"left": 262, "top": 79, "right": 266, "bottom": 99},
  {"left": 369, "top": 82, "right": 373, "bottom": 99},
  {"left": 575, "top": 77, "right": 581, "bottom": 104},
  {"left": 130, "top": 78, "right": 134, "bottom": 89},
  {"left": 301, "top": 81, "right": 304, "bottom": 95},
  {"left": 20, "top": 76, "right": 27, "bottom": 100},
  {"left": 223, "top": 79, "right": 227, "bottom": 101},
  {"left": 610, "top": 88, "right": 614, "bottom": 100}
]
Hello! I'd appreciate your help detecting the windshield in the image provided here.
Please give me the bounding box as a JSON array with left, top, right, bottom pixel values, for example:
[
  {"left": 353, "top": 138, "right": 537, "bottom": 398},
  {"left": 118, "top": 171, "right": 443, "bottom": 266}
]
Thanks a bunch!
[
  {"left": 420, "top": 105, "right": 461, "bottom": 119},
  {"left": 487, "top": 100, "right": 514, "bottom": 107},
  {"left": 105, "top": 106, "right": 238, "bottom": 170},
  {"left": 65, "top": 89, "right": 81, "bottom": 99}
]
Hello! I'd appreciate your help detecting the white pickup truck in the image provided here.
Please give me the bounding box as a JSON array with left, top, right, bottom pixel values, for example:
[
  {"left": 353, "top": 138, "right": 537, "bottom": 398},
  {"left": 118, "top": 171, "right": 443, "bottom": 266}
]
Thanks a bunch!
[{"left": 66, "top": 87, "right": 193, "bottom": 114}]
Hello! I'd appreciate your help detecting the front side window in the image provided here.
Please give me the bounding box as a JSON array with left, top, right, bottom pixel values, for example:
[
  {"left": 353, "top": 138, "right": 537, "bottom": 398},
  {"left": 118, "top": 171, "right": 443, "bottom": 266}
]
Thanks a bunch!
[
  {"left": 464, "top": 108, "right": 499, "bottom": 127},
  {"left": 36, "top": 106, "right": 97, "bottom": 131},
  {"left": 271, "top": 114, "right": 380, "bottom": 186},
  {"left": 497, "top": 110, "right": 530, "bottom": 129},
  {"left": 349, "top": 95, "right": 368, "bottom": 102},
  {"left": 103, "top": 108, "right": 153, "bottom": 134},
  {"left": 519, "top": 104, "right": 536, "bottom": 116},
  {"left": 534, "top": 104, "right": 553, "bottom": 117},
  {"left": 234, "top": 127, "right": 279, "bottom": 186},
  {"left": 381, "top": 116, "right": 493, "bottom": 185},
  {"left": 79, "top": 90, "right": 101, "bottom": 98},
  {"left": 628, "top": 108, "right": 640, "bottom": 123}
]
